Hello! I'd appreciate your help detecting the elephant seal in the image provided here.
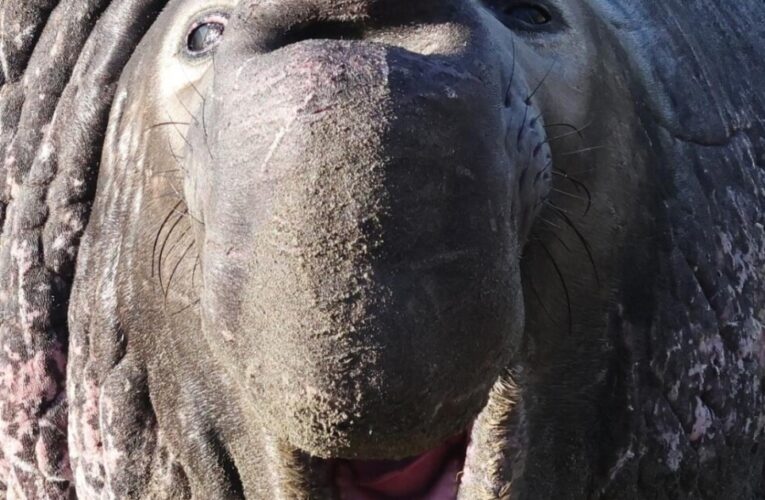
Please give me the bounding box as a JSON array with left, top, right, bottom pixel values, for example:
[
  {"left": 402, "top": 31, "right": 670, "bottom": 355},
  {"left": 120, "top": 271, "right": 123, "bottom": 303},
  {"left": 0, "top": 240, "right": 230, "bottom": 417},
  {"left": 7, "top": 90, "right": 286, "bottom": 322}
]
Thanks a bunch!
[{"left": 0, "top": 0, "right": 763, "bottom": 498}]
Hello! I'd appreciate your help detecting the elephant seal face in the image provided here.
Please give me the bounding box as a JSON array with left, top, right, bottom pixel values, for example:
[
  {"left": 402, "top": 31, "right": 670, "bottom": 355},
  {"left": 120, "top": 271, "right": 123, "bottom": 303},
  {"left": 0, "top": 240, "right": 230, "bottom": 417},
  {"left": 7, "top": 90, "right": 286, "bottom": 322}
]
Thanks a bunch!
[
  {"left": 186, "top": 3, "right": 535, "bottom": 459},
  {"left": 104, "top": 0, "right": 597, "bottom": 494}
]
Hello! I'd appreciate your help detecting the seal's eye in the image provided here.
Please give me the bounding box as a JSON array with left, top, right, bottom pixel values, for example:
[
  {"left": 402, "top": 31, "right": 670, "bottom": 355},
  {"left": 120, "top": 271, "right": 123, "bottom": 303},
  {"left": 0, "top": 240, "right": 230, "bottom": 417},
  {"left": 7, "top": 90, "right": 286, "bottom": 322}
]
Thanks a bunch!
[
  {"left": 486, "top": 1, "right": 561, "bottom": 32},
  {"left": 507, "top": 4, "right": 552, "bottom": 26},
  {"left": 186, "top": 16, "right": 227, "bottom": 56}
]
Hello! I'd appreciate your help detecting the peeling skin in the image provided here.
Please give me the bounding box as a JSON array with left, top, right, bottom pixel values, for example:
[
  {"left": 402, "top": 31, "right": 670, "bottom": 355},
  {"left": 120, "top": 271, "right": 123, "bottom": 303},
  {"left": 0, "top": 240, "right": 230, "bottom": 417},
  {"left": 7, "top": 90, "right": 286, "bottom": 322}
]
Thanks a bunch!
[
  {"left": 660, "top": 431, "right": 682, "bottom": 472},
  {"left": 690, "top": 397, "right": 713, "bottom": 442}
]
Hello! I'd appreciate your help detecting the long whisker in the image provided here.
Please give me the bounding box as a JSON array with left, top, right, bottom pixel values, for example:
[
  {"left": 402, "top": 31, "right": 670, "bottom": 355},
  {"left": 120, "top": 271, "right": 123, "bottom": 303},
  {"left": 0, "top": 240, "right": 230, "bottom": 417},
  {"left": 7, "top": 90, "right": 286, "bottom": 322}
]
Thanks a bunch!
[
  {"left": 550, "top": 207, "right": 601, "bottom": 285},
  {"left": 544, "top": 120, "right": 592, "bottom": 144},
  {"left": 163, "top": 224, "right": 192, "bottom": 262},
  {"left": 553, "top": 169, "right": 593, "bottom": 214},
  {"left": 539, "top": 241, "right": 573, "bottom": 335},
  {"left": 504, "top": 35, "right": 518, "bottom": 107},
  {"left": 552, "top": 187, "right": 589, "bottom": 203},
  {"left": 164, "top": 241, "right": 195, "bottom": 301},
  {"left": 152, "top": 169, "right": 184, "bottom": 178},
  {"left": 191, "top": 255, "right": 201, "bottom": 287},
  {"left": 171, "top": 299, "right": 201, "bottom": 317},
  {"left": 152, "top": 201, "right": 184, "bottom": 279},
  {"left": 538, "top": 216, "right": 563, "bottom": 230},
  {"left": 535, "top": 225, "right": 572, "bottom": 252},
  {"left": 146, "top": 121, "right": 191, "bottom": 132},
  {"left": 545, "top": 200, "right": 573, "bottom": 215},
  {"left": 559, "top": 145, "right": 607, "bottom": 157},
  {"left": 158, "top": 211, "right": 188, "bottom": 294},
  {"left": 184, "top": 72, "right": 214, "bottom": 160},
  {"left": 167, "top": 139, "right": 187, "bottom": 170},
  {"left": 175, "top": 93, "right": 200, "bottom": 125},
  {"left": 525, "top": 57, "right": 558, "bottom": 105},
  {"left": 545, "top": 122, "right": 581, "bottom": 133},
  {"left": 524, "top": 266, "right": 554, "bottom": 320}
]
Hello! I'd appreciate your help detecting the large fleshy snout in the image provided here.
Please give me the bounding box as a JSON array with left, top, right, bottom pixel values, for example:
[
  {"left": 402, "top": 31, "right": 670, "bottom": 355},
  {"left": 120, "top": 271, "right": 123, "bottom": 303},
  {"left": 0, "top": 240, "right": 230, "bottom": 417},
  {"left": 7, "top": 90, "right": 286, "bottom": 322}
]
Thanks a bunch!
[{"left": 187, "top": 10, "right": 523, "bottom": 460}]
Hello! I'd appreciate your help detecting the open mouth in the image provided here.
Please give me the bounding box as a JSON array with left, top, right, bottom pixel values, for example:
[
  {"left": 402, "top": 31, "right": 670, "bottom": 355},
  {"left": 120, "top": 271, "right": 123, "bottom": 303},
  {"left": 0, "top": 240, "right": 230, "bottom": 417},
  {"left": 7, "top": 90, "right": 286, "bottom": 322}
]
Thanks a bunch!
[{"left": 332, "top": 433, "right": 468, "bottom": 500}]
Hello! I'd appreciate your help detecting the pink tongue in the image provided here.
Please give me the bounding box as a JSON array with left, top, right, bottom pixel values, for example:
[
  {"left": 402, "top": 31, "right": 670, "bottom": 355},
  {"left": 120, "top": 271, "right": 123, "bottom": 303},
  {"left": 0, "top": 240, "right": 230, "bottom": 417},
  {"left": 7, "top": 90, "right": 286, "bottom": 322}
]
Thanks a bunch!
[{"left": 335, "top": 435, "right": 465, "bottom": 500}]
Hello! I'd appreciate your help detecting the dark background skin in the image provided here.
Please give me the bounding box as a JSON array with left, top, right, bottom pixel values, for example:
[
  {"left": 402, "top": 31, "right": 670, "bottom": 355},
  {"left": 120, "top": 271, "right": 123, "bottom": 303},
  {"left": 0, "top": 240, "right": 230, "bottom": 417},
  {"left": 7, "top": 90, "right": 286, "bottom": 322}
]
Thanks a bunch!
[{"left": 0, "top": 0, "right": 763, "bottom": 499}]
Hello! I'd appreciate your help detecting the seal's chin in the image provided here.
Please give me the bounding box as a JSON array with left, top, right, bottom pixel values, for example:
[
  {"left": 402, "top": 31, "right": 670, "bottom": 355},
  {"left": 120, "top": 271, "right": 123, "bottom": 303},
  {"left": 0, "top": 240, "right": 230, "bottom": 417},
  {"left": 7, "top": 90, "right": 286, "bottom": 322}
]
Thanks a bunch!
[{"left": 328, "top": 433, "right": 468, "bottom": 499}]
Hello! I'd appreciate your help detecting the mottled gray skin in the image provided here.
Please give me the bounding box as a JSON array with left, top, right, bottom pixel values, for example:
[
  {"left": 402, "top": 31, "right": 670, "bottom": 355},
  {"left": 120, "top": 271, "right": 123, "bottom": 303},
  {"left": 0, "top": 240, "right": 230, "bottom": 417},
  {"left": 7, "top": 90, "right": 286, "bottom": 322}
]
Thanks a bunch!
[{"left": 0, "top": 0, "right": 762, "bottom": 498}]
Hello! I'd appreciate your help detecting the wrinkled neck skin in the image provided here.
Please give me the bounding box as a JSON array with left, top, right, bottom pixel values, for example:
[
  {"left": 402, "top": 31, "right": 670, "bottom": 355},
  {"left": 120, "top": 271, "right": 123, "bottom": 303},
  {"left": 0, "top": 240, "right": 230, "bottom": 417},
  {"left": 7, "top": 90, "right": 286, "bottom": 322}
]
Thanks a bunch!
[{"left": 69, "top": 0, "right": 645, "bottom": 498}]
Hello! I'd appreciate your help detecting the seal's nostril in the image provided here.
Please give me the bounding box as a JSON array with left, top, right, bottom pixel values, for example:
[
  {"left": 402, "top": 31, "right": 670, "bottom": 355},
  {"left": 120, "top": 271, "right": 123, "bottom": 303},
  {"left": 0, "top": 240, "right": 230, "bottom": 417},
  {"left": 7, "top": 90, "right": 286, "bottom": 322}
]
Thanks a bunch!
[
  {"left": 280, "top": 21, "right": 366, "bottom": 48},
  {"left": 241, "top": 0, "right": 455, "bottom": 54}
]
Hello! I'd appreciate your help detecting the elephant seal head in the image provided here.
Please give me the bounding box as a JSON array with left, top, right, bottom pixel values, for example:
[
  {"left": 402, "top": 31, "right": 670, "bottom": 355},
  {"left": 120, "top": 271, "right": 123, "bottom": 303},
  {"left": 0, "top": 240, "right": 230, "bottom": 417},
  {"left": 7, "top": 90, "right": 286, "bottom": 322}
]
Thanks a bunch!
[{"left": 70, "top": 0, "right": 608, "bottom": 497}]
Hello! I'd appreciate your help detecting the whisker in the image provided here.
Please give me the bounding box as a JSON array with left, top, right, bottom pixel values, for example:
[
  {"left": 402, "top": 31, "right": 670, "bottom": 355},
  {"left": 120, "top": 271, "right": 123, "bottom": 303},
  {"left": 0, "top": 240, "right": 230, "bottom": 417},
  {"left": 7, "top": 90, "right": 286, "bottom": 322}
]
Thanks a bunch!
[
  {"left": 566, "top": 167, "right": 599, "bottom": 176},
  {"left": 539, "top": 241, "right": 573, "bottom": 335},
  {"left": 538, "top": 216, "right": 563, "bottom": 230},
  {"left": 504, "top": 36, "right": 518, "bottom": 107},
  {"left": 552, "top": 187, "right": 589, "bottom": 203},
  {"left": 170, "top": 207, "right": 204, "bottom": 227},
  {"left": 163, "top": 224, "right": 192, "bottom": 262},
  {"left": 152, "top": 169, "right": 184, "bottom": 179},
  {"left": 515, "top": 101, "right": 531, "bottom": 152},
  {"left": 544, "top": 120, "right": 592, "bottom": 144},
  {"left": 545, "top": 122, "right": 581, "bottom": 133},
  {"left": 553, "top": 170, "right": 593, "bottom": 214},
  {"left": 191, "top": 255, "right": 201, "bottom": 287},
  {"left": 550, "top": 207, "right": 601, "bottom": 285},
  {"left": 161, "top": 108, "right": 196, "bottom": 154},
  {"left": 146, "top": 121, "right": 191, "bottom": 132},
  {"left": 167, "top": 139, "right": 187, "bottom": 169},
  {"left": 158, "top": 211, "right": 188, "bottom": 294},
  {"left": 559, "top": 145, "right": 607, "bottom": 157},
  {"left": 152, "top": 201, "right": 184, "bottom": 279},
  {"left": 174, "top": 93, "right": 200, "bottom": 124},
  {"left": 170, "top": 299, "right": 201, "bottom": 317},
  {"left": 147, "top": 192, "right": 185, "bottom": 203},
  {"left": 525, "top": 57, "right": 558, "bottom": 105},
  {"left": 185, "top": 74, "right": 214, "bottom": 160},
  {"left": 164, "top": 241, "right": 195, "bottom": 301},
  {"left": 525, "top": 269, "right": 554, "bottom": 319},
  {"left": 545, "top": 200, "right": 573, "bottom": 215},
  {"left": 535, "top": 225, "right": 572, "bottom": 252}
]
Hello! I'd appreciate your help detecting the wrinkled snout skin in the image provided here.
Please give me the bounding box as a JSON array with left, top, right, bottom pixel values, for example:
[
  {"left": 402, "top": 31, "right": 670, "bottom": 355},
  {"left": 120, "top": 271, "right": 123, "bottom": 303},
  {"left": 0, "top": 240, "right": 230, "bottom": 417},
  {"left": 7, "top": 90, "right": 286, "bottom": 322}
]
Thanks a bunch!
[{"left": 184, "top": 1, "right": 529, "bottom": 459}]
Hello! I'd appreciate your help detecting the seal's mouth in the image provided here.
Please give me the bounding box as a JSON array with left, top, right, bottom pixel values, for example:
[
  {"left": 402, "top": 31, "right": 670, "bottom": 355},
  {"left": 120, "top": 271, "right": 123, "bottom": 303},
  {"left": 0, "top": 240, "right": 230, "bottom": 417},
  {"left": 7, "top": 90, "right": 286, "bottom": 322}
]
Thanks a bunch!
[{"left": 330, "top": 433, "right": 468, "bottom": 499}]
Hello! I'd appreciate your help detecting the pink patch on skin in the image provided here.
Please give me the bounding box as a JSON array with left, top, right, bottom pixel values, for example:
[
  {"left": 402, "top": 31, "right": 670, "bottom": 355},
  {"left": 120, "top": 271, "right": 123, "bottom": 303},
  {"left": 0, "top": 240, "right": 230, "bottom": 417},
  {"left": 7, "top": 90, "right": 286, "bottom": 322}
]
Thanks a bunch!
[
  {"left": 1, "top": 351, "right": 53, "bottom": 411},
  {"left": 35, "top": 436, "right": 51, "bottom": 471},
  {"left": 0, "top": 338, "right": 69, "bottom": 490}
]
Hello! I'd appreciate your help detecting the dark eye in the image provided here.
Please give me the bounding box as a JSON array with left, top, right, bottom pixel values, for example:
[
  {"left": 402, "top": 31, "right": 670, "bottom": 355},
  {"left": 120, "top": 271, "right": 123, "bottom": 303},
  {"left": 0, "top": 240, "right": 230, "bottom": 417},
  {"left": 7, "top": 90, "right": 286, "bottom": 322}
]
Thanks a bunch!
[
  {"left": 186, "top": 16, "right": 227, "bottom": 56},
  {"left": 506, "top": 4, "right": 552, "bottom": 27},
  {"left": 488, "top": 1, "right": 560, "bottom": 32}
]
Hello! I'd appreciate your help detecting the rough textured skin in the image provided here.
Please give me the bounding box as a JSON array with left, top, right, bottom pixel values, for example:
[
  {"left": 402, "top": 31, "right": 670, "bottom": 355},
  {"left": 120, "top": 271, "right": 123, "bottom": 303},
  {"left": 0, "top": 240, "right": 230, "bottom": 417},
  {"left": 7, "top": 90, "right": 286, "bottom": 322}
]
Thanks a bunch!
[
  {"left": 0, "top": 1, "right": 762, "bottom": 499},
  {"left": 0, "top": 1, "right": 166, "bottom": 497}
]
